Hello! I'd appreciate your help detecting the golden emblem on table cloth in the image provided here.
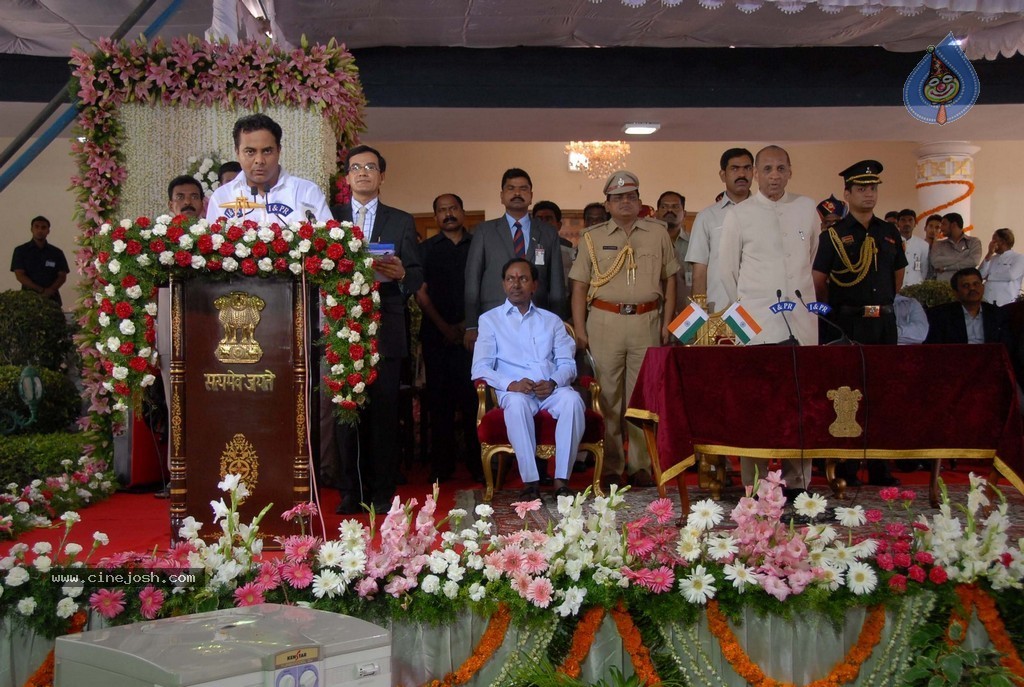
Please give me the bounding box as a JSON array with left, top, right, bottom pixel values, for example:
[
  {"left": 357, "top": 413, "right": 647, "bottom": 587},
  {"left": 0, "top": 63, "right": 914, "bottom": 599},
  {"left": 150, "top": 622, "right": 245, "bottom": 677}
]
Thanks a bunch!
[
  {"left": 826, "top": 386, "right": 863, "bottom": 438},
  {"left": 213, "top": 291, "right": 266, "bottom": 363},
  {"left": 220, "top": 433, "right": 259, "bottom": 501}
]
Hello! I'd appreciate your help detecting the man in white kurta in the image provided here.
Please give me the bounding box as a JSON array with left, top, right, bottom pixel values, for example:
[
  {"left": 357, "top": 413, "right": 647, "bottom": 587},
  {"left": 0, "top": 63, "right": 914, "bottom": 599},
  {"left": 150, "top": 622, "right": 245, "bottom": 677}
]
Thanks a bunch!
[
  {"left": 716, "top": 145, "right": 819, "bottom": 493},
  {"left": 897, "top": 209, "right": 929, "bottom": 287},
  {"left": 472, "top": 258, "right": 585, "bottom": 500},
  {"left": 718, "top": 148, "right": 819, "bottom": 347}
]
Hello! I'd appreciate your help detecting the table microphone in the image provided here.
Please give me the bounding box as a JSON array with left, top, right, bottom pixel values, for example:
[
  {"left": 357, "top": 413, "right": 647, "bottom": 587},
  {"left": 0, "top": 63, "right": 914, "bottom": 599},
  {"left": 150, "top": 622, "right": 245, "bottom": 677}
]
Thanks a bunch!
[
  {"left": 794, "top": 290, "right": 855, "bottom": 346},
  {"left": 776, "top": 289, "right": 799, "bottom": 346}
]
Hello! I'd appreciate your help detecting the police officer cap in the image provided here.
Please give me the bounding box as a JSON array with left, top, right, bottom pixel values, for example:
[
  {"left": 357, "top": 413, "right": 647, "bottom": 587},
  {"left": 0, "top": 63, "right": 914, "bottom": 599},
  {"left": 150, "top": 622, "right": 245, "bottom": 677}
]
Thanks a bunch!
[
  {"left": 839, "top": 160, "right": 883, "bottom": 185},
  {"left": 603, "top": 170, "right": 640, "bottom": 195}
]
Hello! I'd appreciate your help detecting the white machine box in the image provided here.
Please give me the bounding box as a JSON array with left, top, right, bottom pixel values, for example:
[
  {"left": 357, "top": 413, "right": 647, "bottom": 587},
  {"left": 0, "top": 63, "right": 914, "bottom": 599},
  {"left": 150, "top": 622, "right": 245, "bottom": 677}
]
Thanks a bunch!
[{"left": 55, "top": 603, "right": 391, "bottom": 687}]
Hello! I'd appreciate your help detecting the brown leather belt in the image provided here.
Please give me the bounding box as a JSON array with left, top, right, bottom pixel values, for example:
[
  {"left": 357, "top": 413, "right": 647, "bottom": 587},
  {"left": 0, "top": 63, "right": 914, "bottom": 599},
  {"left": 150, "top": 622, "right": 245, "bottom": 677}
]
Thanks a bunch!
[{"left": 591, "top": 298, "right": 659, "bottom": 315}]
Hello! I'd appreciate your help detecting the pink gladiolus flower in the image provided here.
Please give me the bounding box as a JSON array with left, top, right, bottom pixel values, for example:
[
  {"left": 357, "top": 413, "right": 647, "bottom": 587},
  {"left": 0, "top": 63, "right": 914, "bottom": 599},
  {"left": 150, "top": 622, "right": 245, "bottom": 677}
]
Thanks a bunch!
[
  {"left": 526, "top": 577, "right": 554, "bottom": 608},
  {"left": 138, "top": 585, "right": 164, "bottom": 620},
  {"left": 233, "top": 581, "right": 265, "bottom": 607},
  {"left": 512, "top": 499, "right": 542, "bottom": 519},
  {"left": 761, "top": 575, "right": 791, "bottom": 602},
  {"left": 89, "top": 588, "right": 126, "bottom": 619},
  {"left": 355, "top": 577, "right": 379, "bottom": 598},
  {"left": 282, "top": 562, "right": 314, "bottom": 588}
]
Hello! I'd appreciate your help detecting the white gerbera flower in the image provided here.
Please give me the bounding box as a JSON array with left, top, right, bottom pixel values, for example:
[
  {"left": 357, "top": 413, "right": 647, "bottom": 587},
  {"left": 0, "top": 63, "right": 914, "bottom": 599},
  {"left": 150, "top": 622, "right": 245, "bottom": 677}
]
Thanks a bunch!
[
  {"left": 707, "top": 534, "right": 739, "bottom": 561},
  {"left": 317, "top": 541, "right": 346, "bottom": 568},
  {"left": 687, "top": 499, "right": 724, "bottom": 531},
  {"left": 834, "top": 505, "right": 866, "bottom": 528},
  {"left": 311, "top": 569, "right": 344, "bottom": 598},
  {"left": 678, "top": 564, "right": 717, "bottom": 604},
  {"left": 723, "top": 562, "right": 759, "bottom": 592},
  {"left": 793, "top": 492, "right": 828, "bottom": 518},
  {"left": 846, "top": 561, "right": 877, "bottom": 595}
]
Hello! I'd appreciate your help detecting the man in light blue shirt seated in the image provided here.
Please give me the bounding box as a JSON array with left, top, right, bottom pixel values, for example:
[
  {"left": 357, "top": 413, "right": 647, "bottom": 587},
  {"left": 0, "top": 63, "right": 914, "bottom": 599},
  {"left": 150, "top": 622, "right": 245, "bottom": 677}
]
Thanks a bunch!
[
  {"left": 894, "top": 294, "right": 929, "bottom": 344},
  {"left": 471, "top": 258, "right": 585, "bottom": 500}
]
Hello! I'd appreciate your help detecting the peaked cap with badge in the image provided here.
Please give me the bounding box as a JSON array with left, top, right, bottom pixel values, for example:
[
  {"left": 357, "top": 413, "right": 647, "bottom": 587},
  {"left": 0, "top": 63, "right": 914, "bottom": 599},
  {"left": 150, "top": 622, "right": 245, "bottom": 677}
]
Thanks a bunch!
[{"left": 840, "top": 160, "right": 883, "bottom": 186}]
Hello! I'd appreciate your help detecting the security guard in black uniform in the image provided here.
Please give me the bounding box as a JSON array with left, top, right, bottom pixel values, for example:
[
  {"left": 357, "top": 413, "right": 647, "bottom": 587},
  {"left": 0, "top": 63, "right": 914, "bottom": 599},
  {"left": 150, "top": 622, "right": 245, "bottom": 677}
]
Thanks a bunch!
[
  {"left": 811, "top": 160, "right": 906, "bottom": 486},
  {"left": 812, "top": 160, "right": 907, "bottom": 345}
]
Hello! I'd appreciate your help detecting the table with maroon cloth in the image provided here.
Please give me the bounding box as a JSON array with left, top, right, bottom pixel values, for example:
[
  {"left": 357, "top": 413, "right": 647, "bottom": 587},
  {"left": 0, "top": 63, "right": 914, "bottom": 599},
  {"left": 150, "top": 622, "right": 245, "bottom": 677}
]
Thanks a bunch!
[{"left": 625, "top": 344, "right": 1024, "bottom": 507}]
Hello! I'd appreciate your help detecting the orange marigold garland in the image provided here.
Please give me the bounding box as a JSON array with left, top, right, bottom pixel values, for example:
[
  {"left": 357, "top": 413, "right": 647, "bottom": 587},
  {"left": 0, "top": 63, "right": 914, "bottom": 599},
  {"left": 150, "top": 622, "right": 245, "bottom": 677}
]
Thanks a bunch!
[
  {"left": 951, "top": 584, "right": 1024, "bottom": 681},
  {"left": 425, "top": 604, "right": 512, "bottom": 687},
  {"left": 559, "top": 605, "right": 606, "bottom": 679},
  {"left": 610, "top": 602, "right": 661, "bottom": 686},
  {"left": 706, "top": 599, "right": 886, "bottom": 687},
  {"left": 914, "top": 180, "right": 976, "bottom": 230},
  {"left": 23, "top": 610, "right": 88, "bottom": 687}
]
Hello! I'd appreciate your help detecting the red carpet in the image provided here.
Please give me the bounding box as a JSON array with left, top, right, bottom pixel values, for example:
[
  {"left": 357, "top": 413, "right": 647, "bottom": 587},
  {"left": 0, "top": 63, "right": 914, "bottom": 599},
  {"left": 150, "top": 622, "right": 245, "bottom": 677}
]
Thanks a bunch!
[{"left": 0, "top": 460, "right": 983, "bottom": 558}]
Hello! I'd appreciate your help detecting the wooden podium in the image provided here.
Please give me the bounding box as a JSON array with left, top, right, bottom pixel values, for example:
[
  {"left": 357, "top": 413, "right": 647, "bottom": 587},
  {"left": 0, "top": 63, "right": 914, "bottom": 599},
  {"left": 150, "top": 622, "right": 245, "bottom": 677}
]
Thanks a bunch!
[{"left": 168, "top": 276, "right": 309, "bottom": 547}]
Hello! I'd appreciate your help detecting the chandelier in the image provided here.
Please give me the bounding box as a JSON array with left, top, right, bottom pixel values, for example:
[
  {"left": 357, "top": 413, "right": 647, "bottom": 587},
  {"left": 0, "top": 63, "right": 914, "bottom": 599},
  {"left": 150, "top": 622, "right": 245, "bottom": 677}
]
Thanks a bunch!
[{"left": 565, "top": 141, "right": 631, "bottom": 180}]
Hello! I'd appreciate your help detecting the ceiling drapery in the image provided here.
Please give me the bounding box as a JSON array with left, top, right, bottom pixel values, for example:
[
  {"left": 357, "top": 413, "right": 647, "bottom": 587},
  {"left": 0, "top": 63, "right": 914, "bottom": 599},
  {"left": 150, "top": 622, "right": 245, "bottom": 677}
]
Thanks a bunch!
[{"left": 1, "top": 0, "right": 1022, "bottom": 58}]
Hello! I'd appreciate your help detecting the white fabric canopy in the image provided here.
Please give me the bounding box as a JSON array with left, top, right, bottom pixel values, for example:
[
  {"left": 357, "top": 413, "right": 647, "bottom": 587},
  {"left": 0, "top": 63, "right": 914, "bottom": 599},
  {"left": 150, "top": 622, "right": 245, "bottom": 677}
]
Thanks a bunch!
[{"left": 0, "top": 0, "right": 1021, "bottom": 58}]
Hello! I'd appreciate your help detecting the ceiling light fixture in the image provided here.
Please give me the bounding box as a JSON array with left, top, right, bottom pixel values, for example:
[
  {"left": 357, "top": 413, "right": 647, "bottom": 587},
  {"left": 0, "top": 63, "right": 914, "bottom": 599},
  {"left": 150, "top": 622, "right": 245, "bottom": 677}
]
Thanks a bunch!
[
  {"left": 622, "top": 122, "right": 661, "bottom": 135},
  {"left": 565, "top": 141, "right": 631, "bottom": 179}
]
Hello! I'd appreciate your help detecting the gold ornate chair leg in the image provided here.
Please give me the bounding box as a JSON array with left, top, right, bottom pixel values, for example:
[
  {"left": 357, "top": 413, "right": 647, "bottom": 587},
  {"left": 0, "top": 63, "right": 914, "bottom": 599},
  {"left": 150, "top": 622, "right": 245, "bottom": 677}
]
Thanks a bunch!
[
  {"left": 481, "top": 445, "right": 499, "bottom": 503},
  {"left": 639, "top": 419, "right": 668, "bottom": 499},
  {"left": 826, "top": 459, "right": 847, "bottom": 500},
  {"left": 581, "top": 442, "right": 605, "bottom": 497}
]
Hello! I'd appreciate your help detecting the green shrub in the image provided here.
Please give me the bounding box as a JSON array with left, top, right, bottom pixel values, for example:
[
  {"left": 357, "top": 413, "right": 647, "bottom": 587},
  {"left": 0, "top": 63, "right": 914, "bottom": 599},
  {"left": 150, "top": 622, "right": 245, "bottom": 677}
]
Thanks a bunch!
[
  {"left": 0, "top": 365, "right": 80, "bottom": 434},
  {"left": 0, "top": 290, "right": 73, "bottom": 370},
  {"left": 901, "top": 280, "right": 957, "bottom": 309},
  {"left": 0, "top": 432, "right": 89, "bottom": 486}
]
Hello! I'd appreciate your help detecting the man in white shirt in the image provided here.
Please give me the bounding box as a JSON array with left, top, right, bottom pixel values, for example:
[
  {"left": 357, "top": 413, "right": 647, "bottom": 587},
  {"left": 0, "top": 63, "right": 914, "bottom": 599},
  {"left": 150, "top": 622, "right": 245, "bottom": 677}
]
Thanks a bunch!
[
  {"left": 980, "top": 228, "right": 1024, "bottom": 306},
  {"left": 686, "top": 147, "right": 753, "bottom": 313},
  {"left": 472, "top": 258, "right": 585, "bottom": 500},
  {"left": 205, "top": 113, "right": 331, "bottom": 225},
  {"left": 717, "top": 145, "right": 819, "bottom": 494},
  {"left": 897, "top": 208, "right": 929, "bottom": 287},
  {"left": 718, "top": 145, "right": 819, "bottom": 347}
]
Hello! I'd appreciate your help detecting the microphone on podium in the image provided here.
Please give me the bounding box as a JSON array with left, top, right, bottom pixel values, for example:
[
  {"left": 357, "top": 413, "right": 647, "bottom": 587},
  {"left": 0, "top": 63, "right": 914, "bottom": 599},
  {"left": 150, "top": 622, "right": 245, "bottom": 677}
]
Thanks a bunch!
[
  {"left": 794, "top": 289, "right": 854, "bottom": 345},
  {"left": 772, "top": 289, "right": 799, "bottom": 346}
]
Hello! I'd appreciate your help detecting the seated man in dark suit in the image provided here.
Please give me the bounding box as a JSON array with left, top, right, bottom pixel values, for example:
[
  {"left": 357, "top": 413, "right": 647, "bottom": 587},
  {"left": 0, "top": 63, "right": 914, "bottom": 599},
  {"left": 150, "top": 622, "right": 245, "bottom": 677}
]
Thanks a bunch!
[{"left": 925, "top": 267, "right": 1011, "bottom": 346}]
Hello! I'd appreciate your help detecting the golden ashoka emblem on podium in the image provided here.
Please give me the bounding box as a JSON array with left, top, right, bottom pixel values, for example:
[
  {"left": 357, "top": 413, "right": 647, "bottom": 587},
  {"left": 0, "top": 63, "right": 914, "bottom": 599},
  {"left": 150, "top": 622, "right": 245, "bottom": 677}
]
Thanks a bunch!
[
  {"left": 826, "top": 386, "right": 863, "bottom": 438},
  {"left": 220, "top": 433, "right": 259, "bottom": 501},
  {"left": 214, "top": 291, "right": 266, "bottom": 363}
]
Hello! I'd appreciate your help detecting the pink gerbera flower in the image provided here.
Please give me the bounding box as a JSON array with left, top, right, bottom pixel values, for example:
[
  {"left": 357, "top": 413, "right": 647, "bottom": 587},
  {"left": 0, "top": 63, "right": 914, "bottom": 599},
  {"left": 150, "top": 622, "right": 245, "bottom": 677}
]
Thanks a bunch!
[
  {"left": 526, "top": 577, "right": 554, "bottom": 608},
  {"left": 644, "top": 566, "right": 675, "bottom": 593},
  {"left": 255, "top": 561, "right": 281, "bottom": 591},
  {"left": 522, "top": 549, "right": 549, "bottom": 575},
  {"left": 512, "top": 498, "right": 542, "bottom": 519},
  {"left": 138, "top": 585, "right": 164, "bottom": 620},
  {"left": 647, "top": 498, "right": 675, "bottom": 524},
  {"left": 89, "top": 588, "right": 126, "bottom": 619},
  {"left": 283, "top": 535, "right": 319, "bottom": 561},
  {"left": 281, "top": 562, "right": 314, "bottom": 589},
  {"left": 234, "top": 581, "right": 265, "bottom": 607}
]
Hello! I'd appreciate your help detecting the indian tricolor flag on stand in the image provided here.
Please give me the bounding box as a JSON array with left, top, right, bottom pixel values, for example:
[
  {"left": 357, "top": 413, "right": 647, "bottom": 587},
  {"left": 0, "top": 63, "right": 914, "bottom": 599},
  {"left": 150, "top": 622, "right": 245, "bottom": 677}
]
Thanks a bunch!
[
  {"left": 722, "top": 302, "right": 762, "bottom": 344},
  {"left": 669, "top": 301, "right": 709, "bottom": 343}
]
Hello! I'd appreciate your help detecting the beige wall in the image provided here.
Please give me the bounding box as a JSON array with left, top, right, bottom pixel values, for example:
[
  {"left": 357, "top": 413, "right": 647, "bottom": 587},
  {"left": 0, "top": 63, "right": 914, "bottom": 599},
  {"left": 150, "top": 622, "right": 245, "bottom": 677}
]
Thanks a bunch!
[{"left": 2, "top": 137, "right": 1021, "bottom": 307}]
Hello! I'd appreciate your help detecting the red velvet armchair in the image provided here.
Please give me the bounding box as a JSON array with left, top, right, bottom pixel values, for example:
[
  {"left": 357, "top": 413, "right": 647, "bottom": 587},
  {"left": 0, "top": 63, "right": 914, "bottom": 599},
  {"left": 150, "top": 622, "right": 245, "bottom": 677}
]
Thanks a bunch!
[{"left": 474, "top": 374, "right": 605, "bottom": 503}]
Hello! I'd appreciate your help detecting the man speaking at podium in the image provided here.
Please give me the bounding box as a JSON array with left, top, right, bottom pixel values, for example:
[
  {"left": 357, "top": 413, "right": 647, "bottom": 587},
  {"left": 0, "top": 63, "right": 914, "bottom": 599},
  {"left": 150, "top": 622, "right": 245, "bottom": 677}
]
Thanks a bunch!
[{"left": 205, "top": 113, "right": 331, "bottom": 224}]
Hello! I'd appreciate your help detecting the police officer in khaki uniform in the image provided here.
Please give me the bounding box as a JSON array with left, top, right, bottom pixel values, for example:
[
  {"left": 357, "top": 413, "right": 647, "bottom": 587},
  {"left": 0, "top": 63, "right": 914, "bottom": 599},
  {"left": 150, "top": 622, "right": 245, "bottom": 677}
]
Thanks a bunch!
[{"left": 570, "top": 171, "right": 679, "bottom": 488}]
